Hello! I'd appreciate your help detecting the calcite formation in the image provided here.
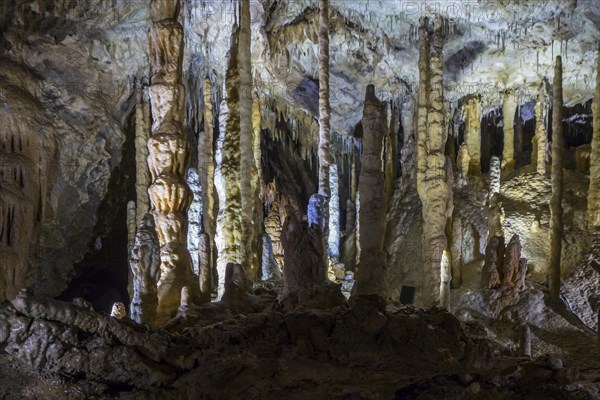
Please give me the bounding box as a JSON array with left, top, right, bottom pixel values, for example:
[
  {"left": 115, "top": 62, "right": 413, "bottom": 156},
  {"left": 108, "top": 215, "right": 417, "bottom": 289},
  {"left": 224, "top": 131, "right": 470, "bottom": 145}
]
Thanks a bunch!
[
  {"left": 135, "top": 82, "right": 151, "bottom": 226},
  {"left": 147, "top": 0, "right": 195, "bottom": 324},
  {"left": 281, "top": 207, "right": 327, "bottom": 295},
  {"left": 533, "top": 84, "right": 549, "bottom": 175},
  {"left": 416, "top": 16, "right": 451, "bottom": 307},
  {"left": 489, "top": 156, "right": 501, "bottom": 199},
  {"left": 502, "top": 91, "right": 517, "bottom": 171},
  {"left": 355, "top": 85, "right": 387, "bottom": 297},
  {"left": 463, "top": 96, "right": 482, "bottom": 176},
  {"left": 589, "top": 50, "right": 600, "bottom": 229},
  {"left": 549, "top": 56, "right": 564, "bottom": 302},
  {"left": 450, "top": 217, "right": 463, "bottom": 289},
  {"left": 129, "top": 214, "right": 161, "bottom": 325},
  {"left": 481, "top": 234, "right": 527, "bottom": 315}
]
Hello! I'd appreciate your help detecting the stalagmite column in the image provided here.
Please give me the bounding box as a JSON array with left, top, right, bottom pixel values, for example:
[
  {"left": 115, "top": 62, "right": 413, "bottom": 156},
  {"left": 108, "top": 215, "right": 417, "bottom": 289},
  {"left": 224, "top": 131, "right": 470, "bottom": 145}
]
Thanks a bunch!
[
  {"left": 147, "top": 0, "right": 195, "bottom": 324},
  {"left": 463, "top": 96, "right": 482, "bottom": 175},
  {"left": 489, "top": 156, "right": 501, "bottom": 199},
  {"left": 533, "top": 85, "right": 548, "bottom": 174},
  {"left": 457, "top": 143, "right": 470, "bottom": 185},
  {"left": 197, "top": 78, "right": 215, "bottom": 304},
  {"left": 317, "top": 0, "right": 333, "bottom": 240},
  {"left": 135, "top": 82, "right": 151, "bottom": 226},
  {"left": 239, "top": 0, "right": 259, "bottom": 279},
  {"left": 328, "top": 163, "right": 340, "bottom": 259},
  {"left": 251, "top": 96, "right": 263, "bottom": 273},
  {"left": 549, "top": 56, "right": 564, "bottom": 302},
  {"left": 588, "top": 49, "right": 600, "bottom": 229},
  {"left": 221, "top": 28, "right": 243, "bottom": 269},
  {"left": 450, "top": 217, "right": 463, "bottom": 288},
  {"left": 417, "top": 16, "right": 450, "bottom": 307},
  {"left": 385, "top": 105, "right": 397, "bottom": 205},
  {"left": 129, "top": 214, "right": 161, "bottom": 325},
  {"left": 355, "top": 85, "right": 387, "bottom": 296},
  {"left": 502, "top": 90, "right": 517, "bottom": 171},
  {"left": 519, "top": 324, "right": 532, "bottom": 358}
]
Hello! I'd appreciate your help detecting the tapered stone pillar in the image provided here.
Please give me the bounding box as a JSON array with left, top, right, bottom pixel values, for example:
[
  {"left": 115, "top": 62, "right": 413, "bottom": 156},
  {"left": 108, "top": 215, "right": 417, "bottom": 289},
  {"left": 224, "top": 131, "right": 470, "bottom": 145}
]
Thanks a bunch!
[
  {"left": 416, "top": 16, "right": 451, "bottom": 308},
  {"left": 533, "top": 85, "right": 549, "bottom": 175},
  {"left": 549, "top": 56, "right": 564, "bottom": 302},
  {"left": 463, "top": 96, "right": 482, "bottom": 175},
  {"left": 354, "top": 85, "right": 388, "bottom": 296},
  {"left": 502, "top": 90, "right": 517, "bottom": 170},
  {"left": 147, "top": 0, "right": 195, "bottom": 324}
]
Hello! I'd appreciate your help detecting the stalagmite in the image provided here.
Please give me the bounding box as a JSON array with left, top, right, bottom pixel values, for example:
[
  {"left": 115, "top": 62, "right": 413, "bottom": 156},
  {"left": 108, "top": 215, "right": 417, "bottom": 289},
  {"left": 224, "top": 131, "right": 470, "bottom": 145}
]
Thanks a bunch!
[
  {"left": 317, "top": 0, "right": 333, "bottom": 245},
  {"left": 221, "top": 28, "right": 243, "bottom": 268},
  {"left": 519, "top": 324, "right": 532, "bottom": 358},
  {"left": 328, "top": 163, "right": 340, "bottom": 259},
  {"left": 533, "top": 85, "right": 549, "bottom": 175},
  {"left": 588, "top": 48, "right": 600, "bottom": 229},
  {"left": 110, "top": 302, "right": 126, "bottom": 320},
  {"left": 198, "top": 77, "right": 215, "bottom": 304},
  {"left": 457, "top": 143, "right": 470, "bottom": 185},
  {"left": 385, "top": 114, "right": 397, "bottom": 205},
  {"left": 502, "top": 90, "right": 517, "bottom": 170},
  {"left": 450, "top": 217, "right": 463, "bottom": 288},
  {"left": 549, "top": 56, "right": 564, "bottom": 303},
  {"left": 135, "top": 81, "right": 151, "bottom": 226},
  {"left": 355, "top": 85, "right": 387, "bottom": 297},
  {"left": 489, "top": 156, "right": 501, "bottom": 199},
  {"left": 147, "top": 0, "right": 195, "bottom": 324},
  {"left": 265, "top": 202, "right": 284, "bottom": 270},
  {"left": 251, "top": 96, "right": 263, "bottom": 275},
  {"left": 239, "top": 0, "right": 259, "bottom": 279},
  {"left": 463, "top": 96, "right": 482, "bottom": 175},
  {"left": 126, "top": 200, "right": 136, "bottom": 256},
  {"left": 129, "top": 214, "right": 161, "bottom": 325},
  {"left": 416, "top": 16, "right": 451, "bottom": 307}
]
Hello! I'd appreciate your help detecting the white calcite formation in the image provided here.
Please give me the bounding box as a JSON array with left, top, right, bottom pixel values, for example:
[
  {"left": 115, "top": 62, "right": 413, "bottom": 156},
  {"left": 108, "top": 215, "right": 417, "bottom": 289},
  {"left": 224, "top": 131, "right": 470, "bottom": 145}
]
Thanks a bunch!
[
  {"left": 533, "top": 85, "right": 549, "bottom": 175},
  {"left": 463, "top": 96, "right": 482, "bottom": 176},
  {"left": 355, "top": 85, "right": 388, "bottom": 297},
  {"left": 147, "top": 0, "right": 195, "bottom": 324},
  {"left": 502, "top": 91, "right": 517, "bottom": 171}
]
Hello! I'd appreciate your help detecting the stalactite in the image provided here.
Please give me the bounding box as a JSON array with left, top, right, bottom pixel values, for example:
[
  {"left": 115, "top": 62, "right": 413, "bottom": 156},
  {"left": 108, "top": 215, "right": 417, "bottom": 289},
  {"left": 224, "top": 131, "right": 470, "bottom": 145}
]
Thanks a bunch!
[
  {"left": 463, "top": 96, "right": 482, "bottom": 175},
  {"left": 239, "top": 0, "right": 259, "bottom": 280},
  {"left": 317, "top": 0, "right": 333, "bottom": 247},
  {"left": 588, "top": 48, "right": 600, "bottom": 229},
  {"left": 502, "top": 90, "right": 517, "bottom": 171},
  {"left": 129, "top": 214, "right": 160, "bottom": 326},
  {"left": 533, "top": 84, "right": 549, "bottom": 175},
  {"left": 549, "top": 56, "right": 564, "bottom": 303},
  {"left": 355, "top": 85, "right": 387, "bottom": 297},
  {"left": 135, "top": 81, "right": 151, "bottom": 226},
  {"left": 147, "top": 0, "right": 195, "bottom": 324},
  {"left": 416, "top": 16, "right": 451, "bottom": 308},
  {"left": 198, "top": 77, "right": 215, "bottom": 305}
]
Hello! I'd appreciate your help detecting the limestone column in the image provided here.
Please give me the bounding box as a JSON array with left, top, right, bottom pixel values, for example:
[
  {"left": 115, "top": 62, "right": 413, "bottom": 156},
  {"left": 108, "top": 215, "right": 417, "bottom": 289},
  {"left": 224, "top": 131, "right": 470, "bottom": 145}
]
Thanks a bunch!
[
  {"left": 588, "top": 48, "right": 600, "bottom": 229},
  {"left": 549, "top": 56, "right": 564, "bottom": 302},
  {"left": 450, "top": 217, "right": 463, "bottom": 288},
  {"left": 355, "top": 85, "right": 387, "bottom": 296},
  {"left": 502, "top": 90, "right": 517, "bottom": 171},
  {"left": 317, "top": 0, "right": 333, "bottom": 239},
  {"left": 489, "top": 156, "right": 501, "bottom": 199},
  {"left": 416, "top": 16, "right": 450, "bottom": 307},
  {"left": 239, "top": 0, "right": 259, "bottom": 279},
  {"left": 135, "top": 81, "right": 151, "bottom": 226},
  {"left": 221, "top": 28, "right": 243, "bottom": 268},
  {"left": 147, "top": 0, "right": 195, "bottom": 324},
  {"left": 533, "top": 85, "right": 548, "bottom": 175},
  {"left": 198, "top": 77, "right": 215, "bottom": 304},
  {"left": 464, "top": 96, "right": 482, "bottom": 175}
]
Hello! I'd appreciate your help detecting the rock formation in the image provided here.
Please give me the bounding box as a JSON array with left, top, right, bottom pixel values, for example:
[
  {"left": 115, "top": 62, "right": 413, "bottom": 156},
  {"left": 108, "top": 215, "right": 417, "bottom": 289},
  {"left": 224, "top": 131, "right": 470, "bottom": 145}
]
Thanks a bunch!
[
  {"left": 147, "top": 0, "right": 195, "bottom": 324},
  {"left": 463, "top": 96, "right": 482, "bottom": 175},
  {"left": 239, "top": 0, "right": 260, "bottom": 279},
  {"left": 416, "top": 16, "right": 451, "bottom": 307},
  {"left": 502, "top": 91, "right": 517, "bottom": 171},
  {"left": 450, "top": 217, "right": 463, "bottom": 288},
  {"left": 489, "top": 156, "right": 501, "bottom": 199},
  {"left": 198, "top": 77, "right": 216, "bottom": 304},
  {"left": 589, "top": 49, "right": 600, "bottom": 229},
  {"left": 316, "top": 0, "right": 333, "bottom": 251},
  {"left": 355, "top": 85, "right": 387, "bottom": 297},
  {"left": 549, "top": 56, "right": 564, "bottom": 302},
  {"left": 481, "top": 234, "right": 527, "bottom": 315},
  {"left": 135, "top": 81, "right": 151, "bottom": 226},
  {"left": 129, "top": 214, "right": 161, "bottom": 325},
  {"left": 533, "top": 84, "right": 549, "bottom": 175}
]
